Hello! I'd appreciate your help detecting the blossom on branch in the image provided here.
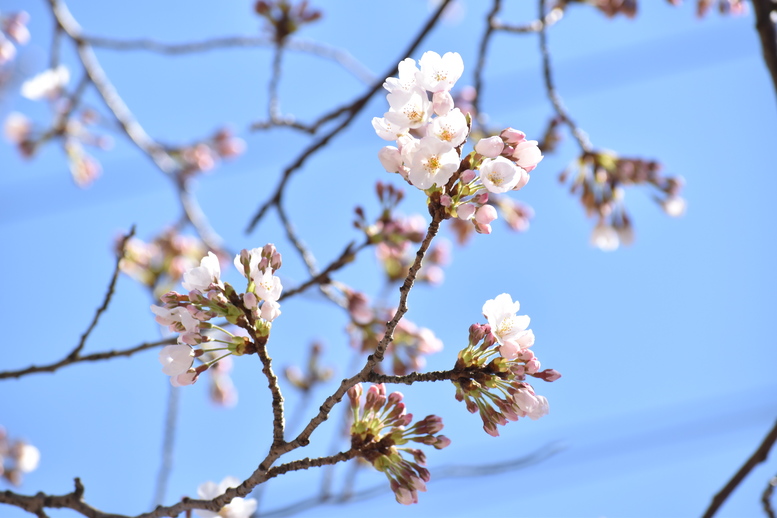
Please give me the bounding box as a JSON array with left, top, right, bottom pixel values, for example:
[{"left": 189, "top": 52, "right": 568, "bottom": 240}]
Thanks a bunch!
[{"left": 195, "top": 476, "right": 257, "bottom": 518}]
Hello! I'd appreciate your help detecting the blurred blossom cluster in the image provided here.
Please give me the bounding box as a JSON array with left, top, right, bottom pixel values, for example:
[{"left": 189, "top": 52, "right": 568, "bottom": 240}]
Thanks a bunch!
[
  {"left": 348, "top": 384, "right": 450, "bottom": 505},
  {"left": 0, "top": 427, "right": 39, "bottom": 486},
  {"left": 452, "top": 294, "right": 560, "bottom": 437},
  {"left": 0, "top": 11, "right": 29, "bottom": 66},
  {"left": 346, "top": 290, "right": 443, "bottom": 376},
  {"left": 556, "top": 0, "right": 745, "bottom": 18},
  {"left": 169, "top": 128, "right": 246, "bottom": 179},
  {"left": 284, "top": 341, "right": 334, "bottom": 392},
  {"left": 152, "top": 246, "right": 283, "bottom": 386},
  {"left": 118, "top": 228, "right": 209, "bottom": 299},
  {"left": 195, "top": 476, "right": 257, "bottom": 518},
  {"left": 560, "top": 150, "right": 685, "bottom": 251},
  {"left": 373, "top": 51, "right": 543, "bottom": 237},
  {"left": 5, "top": 64, "right": 111, "bottom": 187},
  {"left": 254, "top": 0, "right": 322, "bottom": 43}
]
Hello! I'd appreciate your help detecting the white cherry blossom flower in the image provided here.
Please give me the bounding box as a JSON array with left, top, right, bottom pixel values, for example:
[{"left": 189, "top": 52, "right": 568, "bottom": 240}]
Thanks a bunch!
[
  {"left": 377, "top": 146, "right": 403, "bottom": 174},
  {"left": 383, "top": 57, "right": 420, "bottom": 93},
  {"left": 372, "top": 116, "right": 408, "bottom": 141},
  {"left": 407, "top": 137, "right": 459, "bottom": 190},
  {"left": 260, "top": 299, "right": 281, "bottom": 321},
  {"left": 385, "top": 87, "right": 433, "bottom": 129},
  {"left": 482, "top": 293, "right": 534, "bottom": 359},
  {"left": 182, "top": 251, "right": 222, "bottom": 292},
  {"left": 428, "top": 107, "right": 468, "bottom": 147},
  {"left": 195, "top": 476, "right": 258, "bottom": 518},
  {"left": 158, "top": 343, "right": 195, "bottom": 376},
  {"left": 418, "top": 51, "right": 463, "bottom": 92},
  {"left": 512, "top": 139, "right": 543, "bottom": 172},
  {"left": 21, "top": 65, "right": 69, "bottom": 100},
  {"left": 479, "top": 156, "right": 522, "bottom": 193},
  {"left": 432, "top": 90, "right": 454, "bottom": 116},
  {"left": 253, "top": 268, "right": 282, "bottom": 302}
]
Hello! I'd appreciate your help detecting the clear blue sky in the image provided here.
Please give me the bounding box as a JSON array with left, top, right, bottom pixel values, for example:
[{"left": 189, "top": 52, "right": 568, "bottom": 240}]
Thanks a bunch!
[{"left": 1, "top": 1, "right": 776, "bottom": 517}]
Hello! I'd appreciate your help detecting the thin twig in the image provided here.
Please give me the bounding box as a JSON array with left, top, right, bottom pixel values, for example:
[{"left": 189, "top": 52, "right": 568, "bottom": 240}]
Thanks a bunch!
[
  {"left": 68, "top": 225, "right": 135, "bottom": 359},
  {"left": 702, "top": 417, "right": 777, "bottom": 518},
  {"left": 268, "top": 42, "right": 285, "bottom": 121},
  {"left": 538, "top": 0, "right": 592, "bottom": 153},
  {"left": 245, "top": 0, "right": 453, "bottom": 233},
  {"left": 151, "top": 384, "right": 179, "bottom": 508},
  {"left": 472, "top": 0, "right": 502, "bottom": 122},
  {"left": 762, "top": 474, "right": 777, "bottom": 518},
  {"left": 491, "top": 6, "right": 564, "bottom": 33}
]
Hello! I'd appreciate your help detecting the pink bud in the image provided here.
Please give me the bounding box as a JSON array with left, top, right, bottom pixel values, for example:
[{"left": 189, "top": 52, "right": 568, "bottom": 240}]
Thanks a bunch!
[
  {"left": 500, "top": 127, "right": 526, "bottom": 145},
  {"left": 432, "top": 90, "right": 454, "bottom": 116},
  {"left": 457, "top": 203, "right": 476, "bottom": 220},
  {"left": 475, "top": 136, "right": 504, "bottom": 158},
  {"left": 475, "top": 205, "right": 498, "bottom": 225},
  {"left": 459, "top": 169, "right": 476, "bottom": 184}
]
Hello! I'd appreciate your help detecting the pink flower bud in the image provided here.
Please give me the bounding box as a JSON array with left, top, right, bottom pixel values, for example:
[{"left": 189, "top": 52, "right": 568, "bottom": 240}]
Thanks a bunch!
[
  {"left": 457, "top": 203, "right": 476, "bottom": 220},
  {"left": 500, "top": 127, "right": 526, "bottom": 145},
  {"left": 512, "top": 167, "right": 530, "bottom": 191},
  {"left": 459, "top": 169, "right": 476, "bottom": 184},
  {"left": 475, "top": 136, "right": 504, "bottom": 158},
  {"left": 432, "top": 90, "right": 454, "bottom": 116},
  {"left": 475, "top": 205, "right": 498, "bottom": 225},
  {"left": 512, "top": 140, "right": 543, "bottom": 172}
]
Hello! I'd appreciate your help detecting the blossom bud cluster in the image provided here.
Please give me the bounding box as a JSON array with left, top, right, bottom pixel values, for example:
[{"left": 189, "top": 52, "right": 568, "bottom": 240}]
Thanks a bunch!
[
  {"left": 171, "top": 128, "right": 246, "bottom": 178},
  {"left": 0, "top": 11, "right": 29, "bottom": 67},
  {"left": 449, "top": 195, "right": 535, "bottom": 245},
  {"left": 151, "top": 245, "right": 283, "bottom": 386},
  {"left": 452, "top": 294, "right": 560, "bottom": 437},
  {"left": 0, "top": 426, "right": 40, "bottom": 486},
  {"left": 118, "top": 228, "right": 209, "bottom": 298},
  {"left": 561, "top": 150, "right": 685, "bottom": 251},
  {"left": 346, "top": 291, "right": 442, "bottom": 376},
  {"left": 373, "top": 51, "right": 542, "bottom": 236},
  {"left": 347, "top": 384, "right": 450, "bottom": 505}
]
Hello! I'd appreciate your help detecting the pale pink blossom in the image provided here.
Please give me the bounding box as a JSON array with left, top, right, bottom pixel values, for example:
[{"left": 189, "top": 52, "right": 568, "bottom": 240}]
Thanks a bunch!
[
  {"left": 474, "top": 204, "right": 498, "bottom": 234},
  {"left": 377, "top": 145, "right": 404, "bottom": 174},
  {"left": 432, "top": 90, "right": 454, "bottom": 116},
  {"left": 407, "top": 136, "right": 459, "bottom": 190},
  {"left": 482, "top": 293, "right": 533, "bottom": 359},
  {"left": 383, "top": 57, "right": 420, "bottom": 93},
  {"left": 182, "top": 251, "right": 222, "bottom": 292},
  {"left": 170, "top": 370, "right": 199, "bottom": 387},
  {"left": 260, "top": 299, "right": 281, "bottom": 321},
  {"left": 428, "top": 107, "right": 468, "bottom": 147},
  {"left": 372, "top": 116, "right": 408, "bottom": 141},
  {"left": 385, "top": 87, "right": 433, "bottom": 129},
  {"left": 590, "top": 222, "right": 619, "bottom": 251},
  {"left": 500, "top": 127, "right": 526, "bottom": 146},
  {"left": 512, "top": 139, "right": 543, "bottom": 172},
  {"left": 457, "top": 201, "right": 477, "bottom": 220},
  {"left": 663, "top": 196, "right": 686, "bottom": 217},
  {"left": 3, "top": 112, "right": 31, "bottom": 144},
  {"left": 16, "top": 444, "right": 40, "bottom": 473},
  {"left": 475, "top": 136, "right": 504, "bottom": 158},
  {"left": 253, "top": 268, "right": 282, "bottom": 302},
  {"left": 479, "top": 156, "right": 522, "bottom": 193},
  {"left": 158, "top": 343, "right": 195, "bottom": 376}
]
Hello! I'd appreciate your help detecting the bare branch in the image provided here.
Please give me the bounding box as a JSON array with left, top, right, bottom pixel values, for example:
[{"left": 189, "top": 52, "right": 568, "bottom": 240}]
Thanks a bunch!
[
  {"left": 472, "top": 0, "right": 502, "bottom": 122},
  {"left": 702, "top": 417, "right": 777, "bottom": 518},
  {"left": 763, "top": 474, "right": 777, "bottom": 518},
  {"left": 538, "top": 0, "right": 592, "bottom": 153}
]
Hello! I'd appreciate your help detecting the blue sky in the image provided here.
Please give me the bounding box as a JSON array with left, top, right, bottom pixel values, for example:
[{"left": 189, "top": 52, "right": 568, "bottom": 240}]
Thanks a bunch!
[{"left": 1, "top": 1, "right": 776, "bottom": 517}]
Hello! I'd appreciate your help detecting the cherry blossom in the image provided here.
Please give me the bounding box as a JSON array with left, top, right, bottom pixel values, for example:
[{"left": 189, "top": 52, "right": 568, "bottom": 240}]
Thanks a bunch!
[
  {"left": 385, "top": 87, "right": 433, "bottom": 129},
  {"left": 478, "top": 157, "right": 522, "bottom": 193},
  {"left": 182, "top": 251, "right": 222, "bottom": 292},
  {"left": 417, "top": 51, "right": 464, "bottom": 92},
  {"left": 512, "top": 139, "right": 543, "bottom": 172},
  {"left": 158, "top": 343, "right": 195, "bottom": 376},
  {"left": 482, "top": 293, "right": 534, "bottom": 359},
  {"left": 20, "top": 66, "right": 69, "bottom": 100},
  {"left": 407, "top": 137, "right": 459, "bottom": 190}
]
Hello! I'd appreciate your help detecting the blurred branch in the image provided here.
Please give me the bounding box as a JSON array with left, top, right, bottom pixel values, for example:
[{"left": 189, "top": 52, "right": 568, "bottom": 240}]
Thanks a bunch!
[
  {"left": 245, "top": 0, "right": 453, "bottom": 233},
  {"left": 47, "top": 0, "right": 178, "bottom": 173},
  {"left": 751, "top": 0, "right": 777, "bottom": 105},
  {"left": 492, "top": 6, "right": 564, "bottom": 33},
  {"left": 702, "top": 417, "right": 777, "bottom": 518},
  {"left": 85, "top": 35, "right": 375, "bottom": 84},
  {"left": 538, "top": 0, "right": 592, "bottom": 152},
  {"left": 472, "top": 0, "right": 502, "bottom": 122},
  {"left": 151, "top": 385, "right": 179, "bottom": 509}
]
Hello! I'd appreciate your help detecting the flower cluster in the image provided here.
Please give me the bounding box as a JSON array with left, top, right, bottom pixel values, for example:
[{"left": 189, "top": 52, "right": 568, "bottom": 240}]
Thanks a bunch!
[
  {"left": 0, "top": 426, "right": 39, "bottom": 486},
  {"left": 452, "top": 294, "right": 560, "bottom": 437},
  {"left": 169, "top": 127, "right": 246, "bottom": 179},
  {"left": 0, "top": 11, "right": 29, "bottom": 66},
  {"left": 374, "top": 52, "right": 542, "bottom": 236},
  {"left": 151, "top": 245, "right": 283, "bottom": 386},
  {"left": 348, "top": 384, "right": 450, "bottom": 505},
  {"left": 449, "top": 195, "right": 535, "bottom": 245},
  {"left": 118, "top": 228, "right": 209, "bottom": 298},
  {"left": 346, "top": 291, "right": 443, "bottom": 376},
  {"left": 195, "top": 476, "right": 257, "bottom": 518},
  {"left": 561, "top": 150, "right": 685, "bottom": 251}
]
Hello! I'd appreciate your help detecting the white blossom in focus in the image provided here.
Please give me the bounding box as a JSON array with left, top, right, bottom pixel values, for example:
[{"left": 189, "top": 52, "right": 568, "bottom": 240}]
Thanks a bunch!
[
  {"left": 182, "top": 251, "right": 222, "bottom": 292},
  {"left": 418, "top": 51, "right": 464, "bottom": 92},
  {"left": 428, "top": 107, "right": 468, "bottom": 147},
  {"left": 478, "top": 157, "right": 522, "bottom": 193},
  {"left": 195, "top": 476, "right": 258, "bottom": 518},
  {"left": 21, "top": 66, "right": 69, "bottom": 100},
  {"left": 253, "top": 268, "right": 282, "bottom": 303},
  {"left": 260, "top": 299, "right": 281, "bottom": 321},
  {"left": 372, "top": 116, "right": 408, "bottom": 141},
  {"left": 383, "top": 57, "right": 420, "bottom": 93},
  {"left": 482, "top": 293, "right": 534, "bottom": 359},
  {"left": 385, "top": 87, "right": 433, "bottom": 129},
  {"left": 407, "top": 137, "right": 459, "bottom": 190}
]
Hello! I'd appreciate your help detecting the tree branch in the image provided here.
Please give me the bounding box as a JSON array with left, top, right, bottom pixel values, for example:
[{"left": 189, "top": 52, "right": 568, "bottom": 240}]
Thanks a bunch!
[
  {"left": 751, "top": 0, "right": 777, "bottom": 106},
  {"left": 702, "top": 417, "right": 777, "bottom": 518}
]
